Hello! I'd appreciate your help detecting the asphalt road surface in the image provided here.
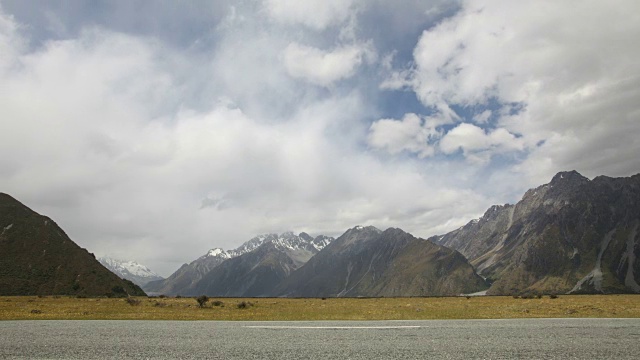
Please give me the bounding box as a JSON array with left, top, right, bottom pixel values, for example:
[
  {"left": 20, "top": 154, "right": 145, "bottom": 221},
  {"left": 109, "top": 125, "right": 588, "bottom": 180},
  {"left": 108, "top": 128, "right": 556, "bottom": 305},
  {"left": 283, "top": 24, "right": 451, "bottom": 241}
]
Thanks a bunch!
[{"left": 1, "top": 319, "right": 639, "bottom": 359}]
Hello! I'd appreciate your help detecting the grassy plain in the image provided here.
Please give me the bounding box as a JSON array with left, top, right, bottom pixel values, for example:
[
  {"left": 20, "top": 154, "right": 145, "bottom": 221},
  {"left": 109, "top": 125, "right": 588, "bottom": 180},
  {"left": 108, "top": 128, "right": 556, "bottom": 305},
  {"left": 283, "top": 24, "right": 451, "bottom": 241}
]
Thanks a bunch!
[{"left": 1, "top": 295, "right": 639, "bottom": 321}]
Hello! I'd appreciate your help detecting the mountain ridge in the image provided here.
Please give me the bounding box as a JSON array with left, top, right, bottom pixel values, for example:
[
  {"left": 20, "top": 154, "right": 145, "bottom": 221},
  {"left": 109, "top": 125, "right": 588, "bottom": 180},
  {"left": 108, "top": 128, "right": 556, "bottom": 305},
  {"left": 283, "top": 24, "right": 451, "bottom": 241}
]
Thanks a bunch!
[
  {"left": 144, "top": 231, "right": 334, "bottom": 296},
  {"left": 433, "top": 171, "right": 640, "bottom": 295}
]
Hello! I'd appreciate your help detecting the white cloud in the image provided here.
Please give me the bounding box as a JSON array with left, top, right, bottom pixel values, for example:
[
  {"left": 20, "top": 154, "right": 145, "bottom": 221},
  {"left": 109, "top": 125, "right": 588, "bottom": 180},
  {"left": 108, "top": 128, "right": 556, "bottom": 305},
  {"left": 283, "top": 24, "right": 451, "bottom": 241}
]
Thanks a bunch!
[
  {"left": 283, "top": 42, "right": 371, "bottom": 86},
  {"left": 0, "top": 8, "right": 494, "bottom": 276},
  {"left": 4, "top": 0, "right": 638, "bottom": 278},
  {"left": 264, "top": 0, "right": 357, "bottom": 30},
  {"left": 367, "top": 113, "right": 437, "bottom": 158},
  {"left": 440, "top": 123, "right": 524, "bottom": 164},
  {"left": 393, "top": 0, "right": 640, "bottom": 183}
]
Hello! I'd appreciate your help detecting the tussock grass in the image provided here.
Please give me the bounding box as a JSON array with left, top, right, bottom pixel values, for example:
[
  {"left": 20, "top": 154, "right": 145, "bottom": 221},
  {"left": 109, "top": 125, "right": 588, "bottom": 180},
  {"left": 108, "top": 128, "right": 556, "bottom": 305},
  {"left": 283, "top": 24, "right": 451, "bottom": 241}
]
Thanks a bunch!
[{"left": 1, "top": 295, "right": 638, "bottom": 321}]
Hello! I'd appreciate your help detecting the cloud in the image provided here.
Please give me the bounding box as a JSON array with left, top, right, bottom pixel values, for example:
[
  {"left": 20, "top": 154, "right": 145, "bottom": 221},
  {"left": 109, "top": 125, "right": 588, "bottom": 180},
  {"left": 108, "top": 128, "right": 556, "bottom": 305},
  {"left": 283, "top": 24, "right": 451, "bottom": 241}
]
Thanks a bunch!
[
  {"left": 388, "top": 0, "right": 640, "bottom": 184},
  {"left": 3, "top": 1, "right": 638, "bottom": 278},
  {"left": 283, "top": 42, "right": 371, "bottom": 86},
  {"left": 440, "top": 123, "right": 524, "bottom": 164},
  {"left": 367, "top": 113, "right": 437, "bottom": 158},
  {"left": 0, "top": 7, "right": 494, "bottom": 276},
  {"left": 264, "top": 0, "right": 357, "bottom": 30}
]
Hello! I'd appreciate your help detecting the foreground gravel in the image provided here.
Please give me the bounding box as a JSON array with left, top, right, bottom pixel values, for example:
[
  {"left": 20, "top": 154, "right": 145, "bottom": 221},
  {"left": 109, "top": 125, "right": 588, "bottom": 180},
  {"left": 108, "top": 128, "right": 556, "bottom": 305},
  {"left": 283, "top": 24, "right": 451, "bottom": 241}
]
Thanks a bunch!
[{"left": 1, "top": 318, "right": 639, "bottom": 359}]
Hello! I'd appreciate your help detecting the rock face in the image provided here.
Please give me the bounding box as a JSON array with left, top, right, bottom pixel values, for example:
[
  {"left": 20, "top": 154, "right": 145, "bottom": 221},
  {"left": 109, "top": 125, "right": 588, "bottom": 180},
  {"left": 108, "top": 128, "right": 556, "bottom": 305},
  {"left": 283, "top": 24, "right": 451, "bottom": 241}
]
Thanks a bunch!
[
  {"left": 276, "top": 226, "right": 487, "bottom": 297},
  {"left": 143, "top": 249, "right": 230, "bottom": 296},
  {"left": 98, "top": 257, "right": 164, "bottom": 287},
  {"left": 0, "top": 193, "right": 145, "bottom": 297},
  {"left": 434, "top": 171, "right": 640, "bottom": 295},
  {"left": 145, "top": 232, "right": 333, "bottom": 296}
]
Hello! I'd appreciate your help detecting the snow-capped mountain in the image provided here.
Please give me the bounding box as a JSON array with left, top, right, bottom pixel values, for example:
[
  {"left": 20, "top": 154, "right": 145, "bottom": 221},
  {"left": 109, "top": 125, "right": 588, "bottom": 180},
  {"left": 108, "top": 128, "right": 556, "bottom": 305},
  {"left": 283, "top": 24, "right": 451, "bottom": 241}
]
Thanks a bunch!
[
  {"left": 144, "top": 232, "right": 333, "bottom": 295},
  {"left": 144, "top": 232, "right": 334, "bottom": 296},
  {"left": 189, "top": 232, "right": 336, "bottom": 296},
  {"left": 98, "top": 257, "right": 164, "bottom": 287},
  {"left": 202, "top": 232, "right": 334, "bottom": 259}
]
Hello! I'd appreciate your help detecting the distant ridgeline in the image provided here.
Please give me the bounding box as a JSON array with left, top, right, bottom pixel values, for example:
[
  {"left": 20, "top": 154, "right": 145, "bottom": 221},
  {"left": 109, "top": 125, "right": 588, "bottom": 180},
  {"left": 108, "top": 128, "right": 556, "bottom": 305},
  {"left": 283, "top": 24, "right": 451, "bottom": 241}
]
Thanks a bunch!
[
  {"left": 3, "top": 170, "right": 639, "bottom": 298},
  {"left": 151, "top": 171, "right": 640, "bottom": 297},
  {"left": 0, "top": 193, "right": 145, "bottom": 297}
]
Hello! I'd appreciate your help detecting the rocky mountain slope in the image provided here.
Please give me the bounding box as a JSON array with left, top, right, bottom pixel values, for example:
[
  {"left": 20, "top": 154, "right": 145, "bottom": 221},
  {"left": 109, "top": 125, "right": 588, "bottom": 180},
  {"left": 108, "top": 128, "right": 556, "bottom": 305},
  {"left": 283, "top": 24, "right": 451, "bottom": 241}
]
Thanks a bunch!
[
  {"left": 0, "top": 193, "right": 145, "bottom": 297},
  {"left": 144, "top": 232, "right": 332, "bottom": 296},
  {"left": 433, "top": 171, "right": 640, "bottom": 295},
  {"left": 276, "top": 226, "right": 487, "bottom": 297},
  {"left": 98, "top": 257, "right": 164, "bottom": 287}
]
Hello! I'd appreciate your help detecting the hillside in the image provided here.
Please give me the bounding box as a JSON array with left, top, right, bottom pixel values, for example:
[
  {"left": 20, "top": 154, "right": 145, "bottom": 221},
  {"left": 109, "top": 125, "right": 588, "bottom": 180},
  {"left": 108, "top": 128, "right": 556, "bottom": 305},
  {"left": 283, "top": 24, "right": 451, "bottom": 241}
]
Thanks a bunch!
[
  {"left": 276, "top": 226, "right": 487, "bottom": 297},
  {"left": 434, "top": 171, "right": 640, "bottom": 295},
  {"left": 145, "top": 232, "right": 333, "bottom": 296},
  {"left": 0, "top": 193, "right": 145, "bottom": 297}
]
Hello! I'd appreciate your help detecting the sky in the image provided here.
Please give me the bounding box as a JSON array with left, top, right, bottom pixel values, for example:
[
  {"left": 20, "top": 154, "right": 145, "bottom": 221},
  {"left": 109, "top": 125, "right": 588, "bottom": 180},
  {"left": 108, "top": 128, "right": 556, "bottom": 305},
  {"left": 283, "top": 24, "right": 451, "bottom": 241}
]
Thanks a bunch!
[{"left": 1, "top": 0, "right": 639, "bottom": 276}]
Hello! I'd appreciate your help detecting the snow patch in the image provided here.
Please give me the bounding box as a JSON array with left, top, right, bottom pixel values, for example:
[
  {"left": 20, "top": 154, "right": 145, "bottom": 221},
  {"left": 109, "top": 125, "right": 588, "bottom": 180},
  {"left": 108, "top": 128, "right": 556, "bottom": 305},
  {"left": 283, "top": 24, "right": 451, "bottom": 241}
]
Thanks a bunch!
[
  {"left": 1, "top": 224, "right": 13, "bottom": 236},
  {"left": 570, "top": 247, "right": 579, "bottom": 259},
  {"left": 624, "top": 223, "right": 640, "bottom": 292},
  {"left": 206, "top": 248, "right": 231, "bottom": 259},
  {"left": 570, "top": 228, "right": 616, "bottom": 293}
]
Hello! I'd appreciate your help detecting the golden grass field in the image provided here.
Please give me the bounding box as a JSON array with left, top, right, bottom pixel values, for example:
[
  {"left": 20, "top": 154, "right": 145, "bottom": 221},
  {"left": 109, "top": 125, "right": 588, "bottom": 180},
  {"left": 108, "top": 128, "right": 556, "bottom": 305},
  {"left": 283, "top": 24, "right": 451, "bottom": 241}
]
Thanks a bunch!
[{"left": 1, "top": 295, "right": 639, "bottom": 321}]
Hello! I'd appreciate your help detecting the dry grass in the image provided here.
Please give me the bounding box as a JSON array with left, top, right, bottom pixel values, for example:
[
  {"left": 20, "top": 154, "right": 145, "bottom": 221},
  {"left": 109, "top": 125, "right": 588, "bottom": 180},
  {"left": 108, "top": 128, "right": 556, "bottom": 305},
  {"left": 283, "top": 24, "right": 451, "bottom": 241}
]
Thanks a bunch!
[{"left": 1, "top": 295, "right": 639, "bottom": 321}]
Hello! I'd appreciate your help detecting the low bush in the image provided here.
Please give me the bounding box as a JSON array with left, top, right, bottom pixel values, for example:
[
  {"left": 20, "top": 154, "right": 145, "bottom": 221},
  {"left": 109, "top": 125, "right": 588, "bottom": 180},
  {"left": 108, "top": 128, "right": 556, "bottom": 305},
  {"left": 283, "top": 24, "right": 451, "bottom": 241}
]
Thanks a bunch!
[
  {"left": 125, "top": 297, "right": 141, "bottom": 306},
  {"left": 237, "top": 301, "right": 253, "bottom": 309},
  {"left": 549, "top": 294, "right": 559, "bottom": 299},
  {"left": 211, "top": 300, "right": 224, "bottom": 307},
  {"left": 196, "top": 295, "right": 209, "bottom": 308}
]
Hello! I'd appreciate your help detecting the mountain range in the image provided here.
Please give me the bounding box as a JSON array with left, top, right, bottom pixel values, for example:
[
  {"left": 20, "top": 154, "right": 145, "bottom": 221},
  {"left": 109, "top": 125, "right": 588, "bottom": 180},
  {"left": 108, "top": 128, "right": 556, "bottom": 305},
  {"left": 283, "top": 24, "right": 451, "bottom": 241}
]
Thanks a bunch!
[
  {"left": 144, "top": 232, "right": 333, "bottom": 296},
  {"left": 433, "top": 171, "right": 640, "bottom": 295},
  {"left": 3, "top": 170, "right": 638, "bottom": 297},
  {"left": 275, "top": 226, "right": 486, "bottom": 297}
]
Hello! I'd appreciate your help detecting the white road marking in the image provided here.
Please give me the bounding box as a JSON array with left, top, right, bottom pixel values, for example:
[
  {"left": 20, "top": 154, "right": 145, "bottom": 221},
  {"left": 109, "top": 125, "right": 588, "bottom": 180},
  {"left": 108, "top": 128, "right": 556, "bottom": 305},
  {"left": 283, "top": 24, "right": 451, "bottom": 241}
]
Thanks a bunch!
[{"left": 243, "top": 326, "right": 421, "bottom": 329}]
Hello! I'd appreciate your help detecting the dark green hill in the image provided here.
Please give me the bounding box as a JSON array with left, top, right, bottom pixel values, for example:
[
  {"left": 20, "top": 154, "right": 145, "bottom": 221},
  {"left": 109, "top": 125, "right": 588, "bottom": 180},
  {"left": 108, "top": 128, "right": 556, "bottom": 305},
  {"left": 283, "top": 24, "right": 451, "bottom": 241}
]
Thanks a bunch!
[{"left": 0, "top": 193, "right": 145, "bottom": 297}]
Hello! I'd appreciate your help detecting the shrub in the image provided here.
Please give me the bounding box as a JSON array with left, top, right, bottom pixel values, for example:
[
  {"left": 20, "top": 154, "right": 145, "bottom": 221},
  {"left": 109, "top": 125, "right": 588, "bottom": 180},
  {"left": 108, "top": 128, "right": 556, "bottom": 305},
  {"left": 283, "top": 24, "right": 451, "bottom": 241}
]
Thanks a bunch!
[
  {"left": 159, "top": 295, "right": 167, "bottom": 298},
  {"left": 549, "top": 294, "right": 559, "bottom": 299},
  {"left": 512, "top": 295, "right": 519, "bottom": 299},
  {"left": 211, "top": 300, "right": 224, "bottom": 307},
  {"left": 125, "top": 297, "right": 141, "bottom": 306},
  {"left": 536, "top": 294, "right": 543, "bottom": 299},
  {"left": 237, "top": 301, "right": 253, "bottom": 309},
  {"left": 196, "top": 295, "right": 209, "bottom": 308},
  {"left": 30, "top": 309, "right": 42, "bottom": 314}
]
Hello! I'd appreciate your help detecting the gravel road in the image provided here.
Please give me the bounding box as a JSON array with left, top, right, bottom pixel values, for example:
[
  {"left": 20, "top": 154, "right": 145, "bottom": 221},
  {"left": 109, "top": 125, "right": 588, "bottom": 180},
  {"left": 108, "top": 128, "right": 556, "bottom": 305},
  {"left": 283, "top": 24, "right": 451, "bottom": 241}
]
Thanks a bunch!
[{"left": 1, "top": 318, "right": 639, "bottom": 359}]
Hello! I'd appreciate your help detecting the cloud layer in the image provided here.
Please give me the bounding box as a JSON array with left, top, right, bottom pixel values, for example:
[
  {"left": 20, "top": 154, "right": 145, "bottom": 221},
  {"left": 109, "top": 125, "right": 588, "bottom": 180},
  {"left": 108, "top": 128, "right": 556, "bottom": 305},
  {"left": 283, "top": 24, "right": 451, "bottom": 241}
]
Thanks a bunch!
[{"left": 1, "top": 0, "right": 639, "bottom": 275}]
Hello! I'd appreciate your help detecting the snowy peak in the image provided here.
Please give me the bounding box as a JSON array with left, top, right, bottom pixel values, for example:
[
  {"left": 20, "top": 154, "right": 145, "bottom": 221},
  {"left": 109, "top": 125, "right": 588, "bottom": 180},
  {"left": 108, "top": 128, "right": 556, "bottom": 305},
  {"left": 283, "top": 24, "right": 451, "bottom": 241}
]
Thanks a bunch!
[
  {"left": 203, "top": 232, "right": 334, "bottom": 260},
  {"left": 205, "top": 248, "right": 232, "bottom": 259},
  {"left": 98, "top": 257, "right": 163, "bottom": 287},
  {"left": 311, "top": 235, "right": 332, "bottom": 251}
]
